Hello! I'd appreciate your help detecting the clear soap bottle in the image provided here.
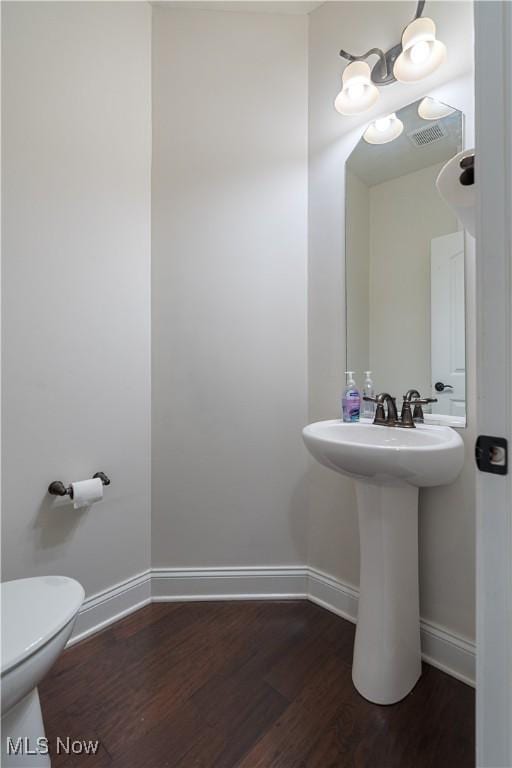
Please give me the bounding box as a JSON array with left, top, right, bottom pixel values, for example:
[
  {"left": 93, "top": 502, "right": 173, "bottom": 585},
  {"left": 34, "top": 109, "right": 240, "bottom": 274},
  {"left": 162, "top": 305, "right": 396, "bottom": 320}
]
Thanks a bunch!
[{"left": 362, "top": 371, "right": 375, "bottom": 420}]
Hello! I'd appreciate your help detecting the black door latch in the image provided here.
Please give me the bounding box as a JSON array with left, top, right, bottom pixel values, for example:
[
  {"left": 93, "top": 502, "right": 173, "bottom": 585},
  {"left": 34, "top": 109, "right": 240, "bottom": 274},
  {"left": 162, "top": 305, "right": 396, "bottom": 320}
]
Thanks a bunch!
[{"left": 475, "top": 435, "right": 508, "bottom": 475}]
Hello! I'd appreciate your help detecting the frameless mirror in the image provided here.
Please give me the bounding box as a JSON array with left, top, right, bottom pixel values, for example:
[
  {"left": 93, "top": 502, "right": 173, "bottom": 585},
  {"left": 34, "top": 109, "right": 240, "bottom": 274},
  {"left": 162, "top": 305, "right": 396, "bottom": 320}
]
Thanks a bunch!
[{"left": 345, "top": 98, "right": 466, "bottom": 426}]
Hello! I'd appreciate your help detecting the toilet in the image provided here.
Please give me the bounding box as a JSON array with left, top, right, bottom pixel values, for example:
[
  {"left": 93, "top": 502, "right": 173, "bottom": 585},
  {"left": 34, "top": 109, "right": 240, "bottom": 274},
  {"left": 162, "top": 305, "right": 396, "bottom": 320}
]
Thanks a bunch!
[{"left": 1, "top": 576, "right": 84, "bottom": 767}]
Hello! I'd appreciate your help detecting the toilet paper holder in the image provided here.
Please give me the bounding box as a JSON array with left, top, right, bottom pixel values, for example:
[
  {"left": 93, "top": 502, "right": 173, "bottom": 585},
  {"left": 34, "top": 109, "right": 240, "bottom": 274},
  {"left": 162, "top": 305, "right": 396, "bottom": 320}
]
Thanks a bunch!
[{"left": 48, "top": 472, "right": 111, "bottom": 499}]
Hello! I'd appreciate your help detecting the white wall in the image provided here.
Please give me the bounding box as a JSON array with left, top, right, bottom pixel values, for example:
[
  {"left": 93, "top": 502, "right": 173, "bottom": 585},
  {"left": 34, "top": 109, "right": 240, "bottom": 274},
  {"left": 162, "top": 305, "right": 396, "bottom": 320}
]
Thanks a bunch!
[
  {"left": 151, "top": 7, "right": 309, "bottom": 567},
  {"left": 1, "top": 2, "right": 152, "bottom": 597},
  {"left": 345, "top": 169, "right": 370, "bottom": 379},
  {"left": 308, "top": 0, "right": 476, "bottom": 641}
]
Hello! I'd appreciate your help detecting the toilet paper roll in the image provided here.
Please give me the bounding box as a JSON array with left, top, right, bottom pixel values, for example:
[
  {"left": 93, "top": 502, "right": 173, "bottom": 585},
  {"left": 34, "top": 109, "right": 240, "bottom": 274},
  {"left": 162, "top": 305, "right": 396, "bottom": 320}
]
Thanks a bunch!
[
  {"left": 71, "top": 478, "right": 103, "bottom": 509},
  {"left": 436, "top": 149, "right": 475, "bottom": 237}
]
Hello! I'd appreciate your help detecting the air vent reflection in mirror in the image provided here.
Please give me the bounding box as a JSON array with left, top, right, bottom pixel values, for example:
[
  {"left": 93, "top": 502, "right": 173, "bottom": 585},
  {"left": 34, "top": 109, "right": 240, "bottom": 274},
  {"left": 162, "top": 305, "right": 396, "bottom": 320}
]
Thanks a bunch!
[{"left": 408, "top": 122, "right": 447, "bottom": 147}]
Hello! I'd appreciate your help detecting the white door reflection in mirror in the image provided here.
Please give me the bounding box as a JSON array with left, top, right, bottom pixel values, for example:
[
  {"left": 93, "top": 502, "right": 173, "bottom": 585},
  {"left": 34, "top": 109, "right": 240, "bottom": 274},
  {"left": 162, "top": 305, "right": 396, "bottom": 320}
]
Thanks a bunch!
[{"left": 430, "top": 231, "right": 466, "bottom": 418}]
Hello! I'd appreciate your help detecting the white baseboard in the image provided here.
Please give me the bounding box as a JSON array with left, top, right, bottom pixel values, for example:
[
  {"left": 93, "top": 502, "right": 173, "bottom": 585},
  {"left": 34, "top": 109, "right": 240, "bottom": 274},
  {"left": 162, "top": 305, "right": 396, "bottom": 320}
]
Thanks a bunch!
[
  {"left": 307, "top": 567, "right": 360, "bottom": 623},
  {"left": 307, "top": 568, "right": 476, "bottom": 687},
  {"left": 69, "top": 566, "right": 475, "bottom": 686},
  {"left": 419, "top": 619, "right": 476, "bottom": 687},
  {"left": 151, "top": 566, "right": 308, "bottom": 601},
  {"left": 69, "top": 570, "right": 151, "bottom": 646}
]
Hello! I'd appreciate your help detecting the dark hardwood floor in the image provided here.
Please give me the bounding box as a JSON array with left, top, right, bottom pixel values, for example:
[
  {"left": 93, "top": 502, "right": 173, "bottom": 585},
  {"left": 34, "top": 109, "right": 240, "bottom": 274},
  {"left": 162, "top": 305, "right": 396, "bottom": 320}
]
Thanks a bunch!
[{"left": 39, "top": 601, "right": 474, "bottom": 768}]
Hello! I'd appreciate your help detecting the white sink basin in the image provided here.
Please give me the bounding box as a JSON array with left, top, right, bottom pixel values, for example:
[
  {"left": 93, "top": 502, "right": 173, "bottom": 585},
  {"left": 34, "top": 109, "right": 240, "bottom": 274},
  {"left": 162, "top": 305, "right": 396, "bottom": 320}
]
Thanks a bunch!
[
  {"left": 302, "top": 418, "right": 465, "bottom": 705},
  {"left": 302, "top": 419, "right": 464, "bottom": 487}
]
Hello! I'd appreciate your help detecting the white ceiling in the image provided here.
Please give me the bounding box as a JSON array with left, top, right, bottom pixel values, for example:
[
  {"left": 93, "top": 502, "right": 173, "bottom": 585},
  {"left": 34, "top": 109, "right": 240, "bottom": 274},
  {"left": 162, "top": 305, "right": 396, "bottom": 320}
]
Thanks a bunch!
[{"left": 156, "top": 1, "right": 325, "bottom": 14}]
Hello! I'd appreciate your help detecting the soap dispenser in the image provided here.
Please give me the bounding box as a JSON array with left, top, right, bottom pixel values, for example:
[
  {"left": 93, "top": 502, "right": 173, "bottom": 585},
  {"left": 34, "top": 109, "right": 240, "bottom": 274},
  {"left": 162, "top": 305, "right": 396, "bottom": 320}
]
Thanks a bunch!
[
  {"left": 362, "top": 371, "right": 375, "bottom": 419},
  {"left": 342, "top": 371, "right": 361, "bottom": 422}
]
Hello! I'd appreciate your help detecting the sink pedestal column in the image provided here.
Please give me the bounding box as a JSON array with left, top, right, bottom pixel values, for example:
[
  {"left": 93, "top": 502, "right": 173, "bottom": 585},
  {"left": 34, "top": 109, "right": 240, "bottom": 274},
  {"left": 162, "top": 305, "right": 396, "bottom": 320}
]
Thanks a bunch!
[{"left": 352, "top": 480, "right": 422, "bottom": 705}]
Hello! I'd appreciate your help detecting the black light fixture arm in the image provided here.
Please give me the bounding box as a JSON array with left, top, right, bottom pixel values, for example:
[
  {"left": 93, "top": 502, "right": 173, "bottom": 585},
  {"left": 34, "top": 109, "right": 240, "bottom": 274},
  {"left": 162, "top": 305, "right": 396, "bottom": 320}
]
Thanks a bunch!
[
  {"left": 414, "top": 0, "right": 426, "bottom": 20},
  {"left": 339, "top": 47, "right": 389, "bottom": 77},
  {"left": 338, "top": 0, "right": 426, "bottom": 86}
]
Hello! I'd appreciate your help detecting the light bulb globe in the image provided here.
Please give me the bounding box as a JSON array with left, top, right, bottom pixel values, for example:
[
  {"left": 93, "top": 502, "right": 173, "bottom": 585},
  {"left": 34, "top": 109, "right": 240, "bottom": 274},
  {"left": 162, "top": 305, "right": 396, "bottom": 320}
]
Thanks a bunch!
[
  {"left": 347, "top": 82, "right": 365, "bottom": 102},
  {"left": 418, "top": 97, "right": 456, "bottom": 120},
  {"left": 363, "top": 113, "right": 404, "bottom": 144},
  {"left": 410, "top": 40, "right": 431, "bottom": 65},
  {"left": 393, "top": 17, "right": 447, "bottom": 83},
  {"left": 334, "top": 61, "right": 379, "bottom": 115},
  {"left": 375, "top": 117, "right": 391, "bottom": 132}
]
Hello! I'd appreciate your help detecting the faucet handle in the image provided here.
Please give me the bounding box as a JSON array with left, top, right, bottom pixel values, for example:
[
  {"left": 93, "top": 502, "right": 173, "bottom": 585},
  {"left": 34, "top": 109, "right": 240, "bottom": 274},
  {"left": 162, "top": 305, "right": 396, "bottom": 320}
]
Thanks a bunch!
[
  {"left": 363, "top": 395, "right": 386, "bottom": 424},
  {"left": 411, "top": 397, "right": 438, "bottom": 423},
  {"left": 399, "top": 397, "right": 416, "bottom": 428}
]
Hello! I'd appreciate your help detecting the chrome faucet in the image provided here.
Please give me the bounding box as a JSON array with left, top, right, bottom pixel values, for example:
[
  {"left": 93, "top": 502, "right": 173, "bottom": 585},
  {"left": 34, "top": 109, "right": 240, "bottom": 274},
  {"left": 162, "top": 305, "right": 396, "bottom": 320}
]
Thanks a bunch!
[{"left": 365, "top": 389, "right": 437, "bottom": 428}]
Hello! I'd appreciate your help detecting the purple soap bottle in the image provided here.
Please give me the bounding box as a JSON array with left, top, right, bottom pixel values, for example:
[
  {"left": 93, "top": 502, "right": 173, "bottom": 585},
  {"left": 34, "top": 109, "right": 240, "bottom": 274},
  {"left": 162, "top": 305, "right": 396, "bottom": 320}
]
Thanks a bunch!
[{"left": 342, "top": 371, "right": 361, "bottom": 422}]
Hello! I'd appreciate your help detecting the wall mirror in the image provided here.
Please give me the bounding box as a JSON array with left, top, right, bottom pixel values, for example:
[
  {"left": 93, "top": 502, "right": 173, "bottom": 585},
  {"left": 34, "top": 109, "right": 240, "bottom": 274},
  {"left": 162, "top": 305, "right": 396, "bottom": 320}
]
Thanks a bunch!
[{"left": 345, "top": 97, "right": 466, "bottom": 426}]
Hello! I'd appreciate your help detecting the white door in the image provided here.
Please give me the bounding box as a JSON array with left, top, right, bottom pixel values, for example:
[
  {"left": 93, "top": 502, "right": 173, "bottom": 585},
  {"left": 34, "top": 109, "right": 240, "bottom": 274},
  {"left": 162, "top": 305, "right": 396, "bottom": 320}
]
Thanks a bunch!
[
  {"left": 475, "top": 2, "right": 512, "bottom": 766},
  {"left": 430, "top": 231, "right": 466, "bottom": 418}
]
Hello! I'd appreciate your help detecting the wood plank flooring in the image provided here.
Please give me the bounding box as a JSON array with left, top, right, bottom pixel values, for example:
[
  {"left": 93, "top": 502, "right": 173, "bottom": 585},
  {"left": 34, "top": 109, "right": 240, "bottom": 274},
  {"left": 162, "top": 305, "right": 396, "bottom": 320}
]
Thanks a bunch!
[{"left": 39, "top": 601, "right": 475, "bottom": 768}]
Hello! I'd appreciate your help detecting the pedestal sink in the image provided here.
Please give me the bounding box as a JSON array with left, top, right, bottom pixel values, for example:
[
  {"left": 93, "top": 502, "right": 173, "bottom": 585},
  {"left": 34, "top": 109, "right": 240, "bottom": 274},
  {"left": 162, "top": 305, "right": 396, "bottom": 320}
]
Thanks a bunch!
[{"left": 302, "top": 419, "right": 464, "bottom": 705}]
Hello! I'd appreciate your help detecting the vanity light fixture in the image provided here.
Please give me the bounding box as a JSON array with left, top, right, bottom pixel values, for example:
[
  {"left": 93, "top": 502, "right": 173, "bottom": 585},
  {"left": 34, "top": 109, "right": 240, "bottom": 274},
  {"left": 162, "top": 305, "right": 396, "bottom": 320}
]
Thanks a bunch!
[
  {"left": 363, "top": 113, "right": 404, "bottom": 144},
  {"left": 418, "top": 96, "right": 456, "bottom": 120},
  {"left": 334, "top": 61, "right": 379, "bottom": 115},
  {"left": 336, "top": 1, "right": 446, "bottom": 116}
]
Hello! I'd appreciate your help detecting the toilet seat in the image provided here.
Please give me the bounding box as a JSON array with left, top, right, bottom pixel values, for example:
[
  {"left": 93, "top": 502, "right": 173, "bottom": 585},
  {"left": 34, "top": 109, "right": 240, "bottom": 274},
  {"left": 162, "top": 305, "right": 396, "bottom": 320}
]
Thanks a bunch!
[{"left": 1, "top": 576, "right": 85, "bottom": 675}]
